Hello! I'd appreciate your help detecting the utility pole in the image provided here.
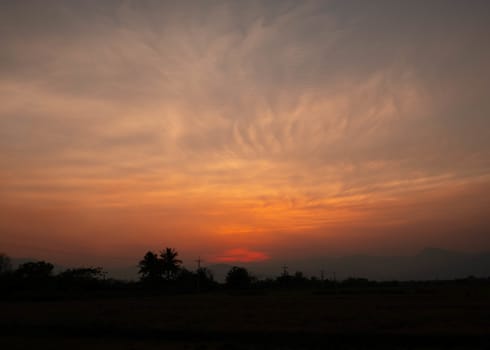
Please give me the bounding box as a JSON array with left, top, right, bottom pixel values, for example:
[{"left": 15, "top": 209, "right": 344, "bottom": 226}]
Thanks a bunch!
[
  {"left": 195, "top": 256, "right": 202, "bottom": 270},
  {"left": 195, "top": 257, "right": 203, "bottom": 293}
]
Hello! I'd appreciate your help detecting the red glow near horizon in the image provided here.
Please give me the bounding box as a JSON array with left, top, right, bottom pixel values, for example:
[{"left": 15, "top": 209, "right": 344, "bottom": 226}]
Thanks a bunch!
[{"left": 212, "top": 248, "right": 270, "bottom": 263}]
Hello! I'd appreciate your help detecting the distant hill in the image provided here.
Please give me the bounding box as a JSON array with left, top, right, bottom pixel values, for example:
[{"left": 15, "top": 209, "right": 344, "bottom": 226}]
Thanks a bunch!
[
  {"left": 205, "top": 263, "right": 234, "bottom": 282},
  {"left": 207, "top": 248, "right": 490, "bottom": 282},
  {"left": 329, "top": 248, "right": 490, "bottom": 280}
]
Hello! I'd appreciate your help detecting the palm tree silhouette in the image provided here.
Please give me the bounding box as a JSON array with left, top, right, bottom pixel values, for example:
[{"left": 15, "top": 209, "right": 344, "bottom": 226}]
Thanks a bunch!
[
  {"left": 138, "top": 251, "right": 163, "bottom": 282},
  {"left": 160, "top": 247, "right": 182, "bottom": 280}
]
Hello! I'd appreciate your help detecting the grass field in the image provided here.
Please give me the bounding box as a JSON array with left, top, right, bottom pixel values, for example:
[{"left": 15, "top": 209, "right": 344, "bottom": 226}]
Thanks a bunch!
[{"left": 1, "top": 287, "right": 489, "bottom": 349}]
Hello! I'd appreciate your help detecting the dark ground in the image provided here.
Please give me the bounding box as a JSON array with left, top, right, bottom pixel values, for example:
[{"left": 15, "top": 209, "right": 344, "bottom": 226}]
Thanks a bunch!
[{"left": 1, "top": 287, "right": 489, "bottom": 349}]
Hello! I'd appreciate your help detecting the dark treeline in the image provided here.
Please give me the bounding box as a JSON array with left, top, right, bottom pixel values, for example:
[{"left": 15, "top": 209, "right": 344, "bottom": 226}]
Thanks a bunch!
[{"left": 1, "top": 250, "right": 489, "bottom": 300}]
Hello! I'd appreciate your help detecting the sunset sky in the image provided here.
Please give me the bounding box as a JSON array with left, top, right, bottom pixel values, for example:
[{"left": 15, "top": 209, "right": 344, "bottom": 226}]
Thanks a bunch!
[{"left": 1, "top": 0, "right": 489, "bottom": 269}]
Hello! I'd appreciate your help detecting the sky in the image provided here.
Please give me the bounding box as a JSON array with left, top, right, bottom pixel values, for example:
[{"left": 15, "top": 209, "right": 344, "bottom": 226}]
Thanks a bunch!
[{"left": 1, "top": 0, "right": 490, "bottom": 270}]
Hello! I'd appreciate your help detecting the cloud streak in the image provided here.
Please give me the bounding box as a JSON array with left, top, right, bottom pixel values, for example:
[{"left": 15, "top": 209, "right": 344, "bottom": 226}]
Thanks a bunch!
[{"left": 1, "top": 0, "right": 489, "bottom": 265}]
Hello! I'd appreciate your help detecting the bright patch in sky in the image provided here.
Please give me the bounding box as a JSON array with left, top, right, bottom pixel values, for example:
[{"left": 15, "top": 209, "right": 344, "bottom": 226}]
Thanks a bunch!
[{"left": 213, "top": 248, "right": 270, "bottom": 263}]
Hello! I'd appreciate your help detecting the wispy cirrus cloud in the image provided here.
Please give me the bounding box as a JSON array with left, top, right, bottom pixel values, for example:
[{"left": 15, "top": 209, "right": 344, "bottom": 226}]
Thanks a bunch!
[{"left": 1, "top": 1, "right": 490, "bottom": 264}]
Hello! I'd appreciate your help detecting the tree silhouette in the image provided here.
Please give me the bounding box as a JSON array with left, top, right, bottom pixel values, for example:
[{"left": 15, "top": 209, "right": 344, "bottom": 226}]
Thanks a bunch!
[
  {"left": 138, "top": 251, "right": 163, "bottom": 283},
  {"left": 225, "top": 266, "right": 252, "bottom": 289},
  {"left": 58, "top": 267, "right": 105, "bottom": 289},
  {"left": 197, "top": 267, "right": 214, "bottom": 283},
  {"left": 58, "top": 267, "right": 104, "bottom": 281},
  {"left": 0, "top": 253, "right": 12, "bottom": 275},
  {"left": 16, "top": 261, "right": 54, "bottom": 281},
  {"left": 196, "top": 267, "right": 216, "bottom": 290},
  {"left": 160, "top": 247, "right": 182, "bottom": 281}
]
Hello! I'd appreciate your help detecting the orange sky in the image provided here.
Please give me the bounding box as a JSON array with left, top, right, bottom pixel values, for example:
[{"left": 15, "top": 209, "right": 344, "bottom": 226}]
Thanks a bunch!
[{"left": 1, "top": 1, "right": 490, "bottom": 268}]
